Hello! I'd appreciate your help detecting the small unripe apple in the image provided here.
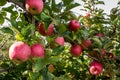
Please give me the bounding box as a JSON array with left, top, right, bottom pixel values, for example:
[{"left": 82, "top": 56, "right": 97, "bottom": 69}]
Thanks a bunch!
[
  {"left": 68, "top": 20, "right": 80, "bottom": 32},
  {"left": 25, "top": 0, "right": 43, "bottom": 14},
  {"left": 81, "top": 39, "right": 92, "bottom": 49},
  {"left": 37, "top": 23, "right": 54, "bottom": 36},
  {"left": 48, "top": 64, "right": 55, "bottom": 73},
  {"left": 96, "top": 33, "right": 104, "bottom": 37},
  {"left": 55, "top": 36, "right": 64, "bottom": 46},
  {"left": 9, "top": 41, "right": 31, "bottom": 63},
  {"left": 31, "top": 43, "right": 44, "bottom": 58},
  {"left": 70, "top": 45, "right": 82, "bottom": 57},
  {"left": 85, "top": 13, "right": 90, "bottom": 18},
  {"left": 90, "top": 61, "right": 103, "bottom": 75}
]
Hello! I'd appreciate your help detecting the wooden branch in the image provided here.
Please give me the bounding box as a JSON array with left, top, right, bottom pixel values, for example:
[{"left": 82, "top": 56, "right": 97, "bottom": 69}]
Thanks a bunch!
[{"left": 6, "top": 0, "right": 26, "bottom": 11}]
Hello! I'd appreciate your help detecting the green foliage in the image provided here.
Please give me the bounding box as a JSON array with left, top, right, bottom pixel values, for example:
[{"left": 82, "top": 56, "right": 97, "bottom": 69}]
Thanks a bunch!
[{"left": 0, "top": 0, "right": 120, "bottom": 80}]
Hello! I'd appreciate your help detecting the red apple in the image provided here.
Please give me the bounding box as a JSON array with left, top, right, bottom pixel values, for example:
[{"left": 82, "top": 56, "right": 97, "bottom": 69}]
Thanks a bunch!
[
  {"left": 9, "top": 41, "right": 31, "bottom": 63},
  {"left": 37, "top": 23, "right": 54, "bottom": 36},
  {"left": 25, "top": 0, "right": 43, "bottom": 14},
  {"left": 90, "top": 61, "right": 103, "bottom": 75},
  {"left": 55, "top": 36, "right": 64, "bottom": 46},
  {"left": 70, "top": 45, "right": 82, "bottom": 57},
  {"left": 96, "top": 33, "right": 104, "bottom": 37},
  {"left": 31, "top": 43, "right": 44, "bottom": 58},
  {"left": 81, "top": 39, "right": 92, "bottom": 49},
  {"left": 85, "top": 13, "right": 90, "bottom": 18},
  {"left": 69, "top": 20, "right": 80, "bottom": 32}
]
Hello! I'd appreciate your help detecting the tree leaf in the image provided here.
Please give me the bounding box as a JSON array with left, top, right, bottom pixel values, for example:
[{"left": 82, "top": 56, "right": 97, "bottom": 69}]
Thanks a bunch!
[
  {"left": 0, "top": 0, "right": 6, "bottom": 6},
  {"left": 1, "top": 27, "right": 14, "bottom": 35},
  {"left": 29, "top": 72, "right": 40, "bottom": 80},
  {"left": 65, "top": 3, "right": 80, "bottom": 11},
  {"left": 0, "top": 14, "right": 4, "bottom": 25},
  {"left": 62, "top": 0, "right": 73, "bottom": 6},
  {"left": 96, "top": 1, "right": 105, "bottom": 5}
]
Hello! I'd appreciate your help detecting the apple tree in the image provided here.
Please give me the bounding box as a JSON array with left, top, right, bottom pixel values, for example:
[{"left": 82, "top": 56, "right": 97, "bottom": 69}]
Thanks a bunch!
[{"left": 0, "top": 0, "right": 120, "bottom": 80}]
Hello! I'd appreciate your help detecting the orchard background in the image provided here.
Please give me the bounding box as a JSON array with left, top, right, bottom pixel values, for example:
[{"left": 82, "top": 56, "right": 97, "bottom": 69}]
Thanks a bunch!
[{"left": 0, "top": 0, "right": 120, "bottom": 80}]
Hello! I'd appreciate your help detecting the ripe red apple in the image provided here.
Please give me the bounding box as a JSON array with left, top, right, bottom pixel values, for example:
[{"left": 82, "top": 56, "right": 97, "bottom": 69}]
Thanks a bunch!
[
  {"left": 90, "top": 61, "right": 103, "bottom": 75},
  {"left": 96, "top": 33, "right": 104, "bottom": 37},
  {"left": 55, "top": 36, "right": 64, "bottom": 46},
  {"left": 85, "top": 13, "right": 90, "bottom": 18},
  {"left": 70, "top": 45, "right": 82, "bottom": 57},
  {"left": 81, "top": 39, "right": 92, "bottom": 49},
  {"left": 25, "top": 0, "right": 43, "bottom": 14},
  {"left": 69, "top": 20, "right": 80, "bottom": 32},
  {"left": 37, "top": 23, "right": 54, "bottom": 36},
  {"left": 9, "top": 41, "right": 31, "bottom": 63},
  {"left": 31, "top": 43, "right": 44, "bottom": 58}
]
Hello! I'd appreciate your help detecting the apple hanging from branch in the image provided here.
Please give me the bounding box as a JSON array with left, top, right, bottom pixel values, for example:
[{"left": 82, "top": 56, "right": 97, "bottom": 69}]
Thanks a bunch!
[
  {"left": 37, "top": 23, "right": 54, "bottom": 36},
  {"left": 9, "top": 41, "right": 31, "bottom": 63},
  {"left": 25, "top": 0, "right": 43, "bottom": 14},
  {"left": 68, "top": 20, "right": 80, "bottom": 32},
  {"left": 70, "top": 44, "right": 82, "bottom": 57},
  {"left": 90, "top": 61, "right": 103, "bottom": 75},
  {"left": 31, "top": 43, "right": 45, "bottom": 58},
  {"left": 55, "top": 36, "right": 65, "bottom": 46}
]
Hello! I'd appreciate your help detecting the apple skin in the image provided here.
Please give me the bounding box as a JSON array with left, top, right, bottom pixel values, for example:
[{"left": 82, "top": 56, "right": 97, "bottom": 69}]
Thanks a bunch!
[
  {"left": 9, "top": 41, "right": 31, "bottom": 62},
  {"left": 55, "top": 36, "right": 64, "bottom": 46},
  {"left": 70, "top": 45, "right": 82, "bottom": 57},
  {"left": 25, "top": 0, "right": 43, "bottom": 14},
  {"left": 81, "top": 39, "right": 92, "bottom": 49},
  {"left": 90, "top": 61, "right": 103, "bottom": 75},
  {"left": 96, "top": 33, "right": 104, "bottom": 37},
  {"left": 37, "top": 23, "right": 54, "bottom": 36},
  {"left": 31, "top": 43, "right": 44, "bottom": 58},
  {"left": 69, "top": 20, "right": 80, "bottom": 32}
]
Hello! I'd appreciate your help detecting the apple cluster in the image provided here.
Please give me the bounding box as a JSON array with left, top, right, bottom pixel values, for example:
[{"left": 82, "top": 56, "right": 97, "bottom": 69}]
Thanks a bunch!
[
  {"left": 9, "top": 0, "right": 103, "bottom": 76},
  {"left": 35, "top": 17, "right": 103, "bottom": 75},
  {"left": 9, "top": 41, "right": 45, "bottom": 63}
]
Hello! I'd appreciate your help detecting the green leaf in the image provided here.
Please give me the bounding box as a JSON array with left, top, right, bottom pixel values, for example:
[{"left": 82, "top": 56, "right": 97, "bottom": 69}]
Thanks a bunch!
[
  {"left": 0, "top": 0, "right": 6, "bottom": 6},
  {"left": 29, "top": 72, "right": 40, "bottom": 80},
  {"left": 96, "top": 1, "right": 105, "bottom": 5},
  {"left": 32, "top": 58, "right": 51, "bottom": 72},
  {"left": 51, "top": 0, "right": 61, "bottom": 12},
  {"left": 65, "top": 3, "right": 80, "bottom": 11},
  {"left": 1, "top": 27, "right": 14, "bottom": 35},
  {"left": 52, "top": 46, "right": 64, "bottom": 56},
  {"left": 42, "top": 69, "right": 53, "bottom": 80},
  {"left": 0, "top": 14, "right": 4, "bottom": 24},
  {"left": 11, "top": 11, "right": 18, "bottom": 20},
  {"left": 62, "top": 0, "right": 73, "bottom": 6},
  {"left": 59, "top": 24, "right": 67, "bottom": 33},
  {"left": 2, "top": 5, "right": 14, "bottom": 13},
  {"left": 104, "top": 41, "right": 114, "bottom": 50},
  {"left": 92, "top": 37, "right": 102, "bottom": 48},
  {"left": 40, "top": 12, "right": 51, "bottom": 22}
]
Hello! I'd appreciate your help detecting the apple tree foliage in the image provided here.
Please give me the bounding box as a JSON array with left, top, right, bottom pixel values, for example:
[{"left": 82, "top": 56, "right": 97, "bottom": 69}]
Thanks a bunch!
[{"left": 0, "top": 0, "right": 120, "bottom": 80}]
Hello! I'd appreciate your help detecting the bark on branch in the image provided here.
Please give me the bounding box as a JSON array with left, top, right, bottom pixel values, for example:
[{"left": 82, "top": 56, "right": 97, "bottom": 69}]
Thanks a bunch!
[{"left": 6, "top": 0, "right": 26, "bottom": 11}]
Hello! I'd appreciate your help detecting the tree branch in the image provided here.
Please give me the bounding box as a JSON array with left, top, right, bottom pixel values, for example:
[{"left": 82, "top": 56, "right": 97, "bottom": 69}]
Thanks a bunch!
[{"left": 6, "top": 0, "right": 26, "bottom": 11}]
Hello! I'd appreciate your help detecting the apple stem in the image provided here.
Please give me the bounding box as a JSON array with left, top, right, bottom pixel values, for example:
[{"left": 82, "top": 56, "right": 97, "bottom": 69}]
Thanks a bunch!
[{"left": 31, "top": 16, "right": 36, "bottom": 35}]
